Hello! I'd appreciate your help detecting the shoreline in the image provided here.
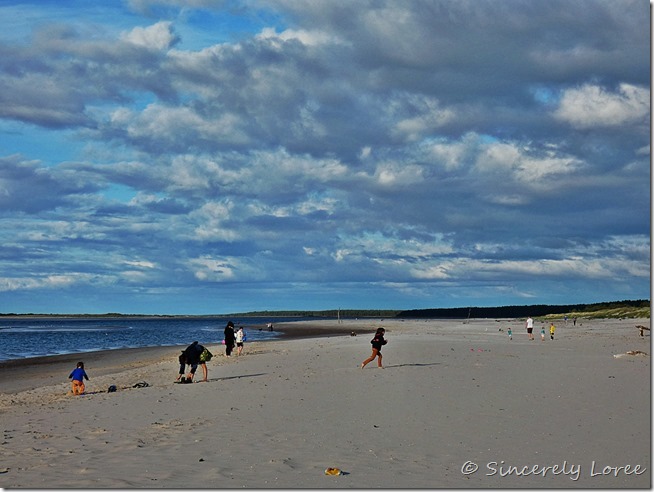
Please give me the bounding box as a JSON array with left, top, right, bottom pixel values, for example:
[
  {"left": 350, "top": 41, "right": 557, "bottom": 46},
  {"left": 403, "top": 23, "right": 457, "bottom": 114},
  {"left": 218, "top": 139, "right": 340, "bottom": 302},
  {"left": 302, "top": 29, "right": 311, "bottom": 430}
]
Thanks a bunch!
[
  {"left": 0, "top": 321, "right": 379, "bottom": 394},
  {"left": 0, "top": 321, "right": 374, "bottom": 364}
]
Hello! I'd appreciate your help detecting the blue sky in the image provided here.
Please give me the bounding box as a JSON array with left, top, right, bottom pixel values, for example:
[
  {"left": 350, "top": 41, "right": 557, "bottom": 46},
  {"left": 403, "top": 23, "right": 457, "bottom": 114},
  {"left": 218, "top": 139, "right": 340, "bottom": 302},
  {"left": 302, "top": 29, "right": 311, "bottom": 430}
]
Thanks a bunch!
[{"left": 0, "top": 0, "right": 649, "bottom": 315}]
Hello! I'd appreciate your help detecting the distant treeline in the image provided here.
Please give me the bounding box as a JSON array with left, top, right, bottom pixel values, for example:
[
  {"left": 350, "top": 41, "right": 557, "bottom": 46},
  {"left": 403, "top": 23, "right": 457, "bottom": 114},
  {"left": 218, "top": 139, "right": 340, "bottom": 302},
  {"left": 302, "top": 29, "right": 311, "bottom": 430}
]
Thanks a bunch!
[
  {"left": 395, "top": 299, "right": 650, "bottom": 319},
  {"left": 1, "top": 300, "right": 648, "bottom": 319},
  {"left": 226, "top": 300, "right": 649, "bottom": 320}
]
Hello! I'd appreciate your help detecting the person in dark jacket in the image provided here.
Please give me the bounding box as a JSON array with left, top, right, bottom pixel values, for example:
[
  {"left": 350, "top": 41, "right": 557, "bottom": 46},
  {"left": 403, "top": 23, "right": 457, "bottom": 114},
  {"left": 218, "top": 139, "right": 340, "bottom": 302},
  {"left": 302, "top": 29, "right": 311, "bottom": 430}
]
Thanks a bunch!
[
  {"left": 184, "top": 341, "right": 205, "bottom": 382},
  {"left": 224, "top": 321, "right": 236, "bottom": 357},
  {"left": 360, "top": 328, "right": 387, "bottom": 369}
]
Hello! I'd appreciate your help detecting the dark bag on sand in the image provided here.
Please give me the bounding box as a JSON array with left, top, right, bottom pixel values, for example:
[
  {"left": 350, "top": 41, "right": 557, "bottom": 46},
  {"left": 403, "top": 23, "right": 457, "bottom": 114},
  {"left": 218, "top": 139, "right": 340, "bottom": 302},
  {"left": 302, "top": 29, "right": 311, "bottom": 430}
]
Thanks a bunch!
[
  {"left": 107, "top": 385, "right": 117, "bottom": 393},
  {"left": 200, "top": 348, "right": 213, "bottom": 362}
]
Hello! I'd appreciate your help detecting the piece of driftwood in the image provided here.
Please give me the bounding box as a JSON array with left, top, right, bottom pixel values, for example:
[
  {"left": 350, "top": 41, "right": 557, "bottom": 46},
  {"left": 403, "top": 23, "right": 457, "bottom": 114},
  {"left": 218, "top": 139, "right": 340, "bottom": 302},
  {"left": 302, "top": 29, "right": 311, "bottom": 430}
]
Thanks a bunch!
[
  {"left": 613, "top": 350, "right": 649, "bottom": 358},
  {"left": 636, "top": 325, "right": 650, "bottom": 337}
]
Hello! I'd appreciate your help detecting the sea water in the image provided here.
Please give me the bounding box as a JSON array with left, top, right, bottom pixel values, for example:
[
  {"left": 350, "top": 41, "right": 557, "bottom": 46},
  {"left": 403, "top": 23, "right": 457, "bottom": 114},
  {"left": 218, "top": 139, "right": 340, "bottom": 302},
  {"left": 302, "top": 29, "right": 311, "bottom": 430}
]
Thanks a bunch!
[{"left": 0, "top": 316, "right": 315, "bottom": 362}]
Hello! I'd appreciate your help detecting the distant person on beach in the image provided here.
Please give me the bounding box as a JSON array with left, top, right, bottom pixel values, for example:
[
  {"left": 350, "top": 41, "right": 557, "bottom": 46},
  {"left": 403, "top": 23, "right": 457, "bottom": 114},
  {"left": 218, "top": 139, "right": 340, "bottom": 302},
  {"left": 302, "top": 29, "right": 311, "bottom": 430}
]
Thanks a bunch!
[
  {"left": 184, "top": 341, "right": 206, "bottom": 382},
  {"left": 550, "top": 323, "right": 556, "bottom": 340},
  {"left": 267, "top": 322, "right": 274, "bottom": 331},
  {"left": 507, "top": 328, "right": 512, "bottom": 340},
  {"left": 540, "top": 326, "right": 546, "bottom": 341},
  {"left": 69, "top": 361, "right": 89, "bottom": 395},
  {"left": 573, "top": 317, "right": 577, "bottom": 326},
  {"left": 525, "top": 317, "right": 534, "bottom": 340},
  {"left": 224, "top": 321, "right": 236, "bottom": 357},
  {"left": 176, "top": 350, "right": 187, "bottom": 382},
  {"left": 235, "top": 326, "right": 246, "bottom": 356},
  {"left": 361, "top": 327, "right": 387, "bottom": 369}
]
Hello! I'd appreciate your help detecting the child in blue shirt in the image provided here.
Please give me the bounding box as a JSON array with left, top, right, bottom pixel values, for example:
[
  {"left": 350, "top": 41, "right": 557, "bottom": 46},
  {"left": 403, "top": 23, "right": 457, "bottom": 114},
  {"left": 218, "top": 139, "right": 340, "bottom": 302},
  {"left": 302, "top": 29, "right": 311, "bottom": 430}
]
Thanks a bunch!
[{"left": 69, "top": 361, "right": 89, "bottom": 395}]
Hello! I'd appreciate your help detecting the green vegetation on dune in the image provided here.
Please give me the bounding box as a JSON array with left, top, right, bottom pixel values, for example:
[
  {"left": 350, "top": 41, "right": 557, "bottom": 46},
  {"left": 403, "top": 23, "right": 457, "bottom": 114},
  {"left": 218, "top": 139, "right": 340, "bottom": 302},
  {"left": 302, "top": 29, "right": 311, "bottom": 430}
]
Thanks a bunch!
[{"left": 543, "top": 305, "right": 650, "bottom": 320}]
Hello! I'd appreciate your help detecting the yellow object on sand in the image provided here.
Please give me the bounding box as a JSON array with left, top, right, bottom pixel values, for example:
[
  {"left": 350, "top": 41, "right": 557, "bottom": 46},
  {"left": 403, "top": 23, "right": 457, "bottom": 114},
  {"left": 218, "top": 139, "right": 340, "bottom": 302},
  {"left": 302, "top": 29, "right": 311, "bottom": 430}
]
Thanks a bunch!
[{"left": 324, "top": 467, "right": 342, "bottom": 476}]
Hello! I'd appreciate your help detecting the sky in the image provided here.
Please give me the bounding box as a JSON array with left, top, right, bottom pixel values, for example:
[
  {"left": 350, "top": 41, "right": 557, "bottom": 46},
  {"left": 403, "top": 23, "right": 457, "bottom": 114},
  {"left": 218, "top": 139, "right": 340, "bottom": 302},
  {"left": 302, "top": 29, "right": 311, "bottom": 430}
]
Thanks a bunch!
[{"left": 0, "top": 0, "right": 650, "bottom": 315}]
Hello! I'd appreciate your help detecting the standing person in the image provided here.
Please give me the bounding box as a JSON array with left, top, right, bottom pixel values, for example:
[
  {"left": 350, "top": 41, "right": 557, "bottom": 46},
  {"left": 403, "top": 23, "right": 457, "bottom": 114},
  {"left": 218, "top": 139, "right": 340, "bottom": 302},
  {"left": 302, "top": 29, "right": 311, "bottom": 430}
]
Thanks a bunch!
[
  {"left": 69, "top": 361, "right": 90, "bottom": 395},
  {"left": 224, "top": 321, "right": 236, "bottom": 357},
  {"left": 550, "top": 323, "right": 556, "bottom": 340},
  {"left": 361, "top": 327, "right": 387, "bottom": 369},
  {"left": 540, "top": 326, "right": 546, "bottom": 341},
  {"left": 184, "top": 341, "right": 205, "bottom": 383},
  {"left": 507, "top": 328, "right": 512, "bottom": 340},
  {"left": 525, "top": 316, "right": 534, "bottom": 340},
  {"left": 235, "top": 326, "right": 246, "bottom": 356},
  {"left": 175, "top": 350, "right": 187, "bottom": 382}
]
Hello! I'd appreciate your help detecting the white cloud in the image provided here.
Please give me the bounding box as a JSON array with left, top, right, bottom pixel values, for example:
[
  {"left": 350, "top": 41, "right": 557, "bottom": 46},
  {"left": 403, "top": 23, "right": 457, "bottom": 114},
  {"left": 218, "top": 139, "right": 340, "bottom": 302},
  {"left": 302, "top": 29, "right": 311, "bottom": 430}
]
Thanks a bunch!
[
  {"left": 121, "top": 21, "right": 178, "bottom": 51},
  {"left": 187, "top": 255, "right": 265, "bottom": 282},
  {"left": 389, "top": 95, "right": 455, "bottom": 143},
  {"left": 256, "top": 27, "right": 340, "bottom": 47},
  {"left": 123, "top": 260, "right": 157, "bottom": 269},
  {"left": 359, "top": 146, "right": 372, "bottom": 160},
  {"left": 0, "top": 274, "right": 92, "bottom": 292},
  {"left": 411, "top": 254, "right": 648, "bottom": 282},
  {"left": 483, "top": 194, "right": 528, "bottom": 206},
  {"left": 120, "top": 103, "right": 251, "bottom": 148},
  {"left": 554, "top": 83, "right": 649, "bottom": 129},
  {"left": 190, "top": 201, "right": 238, "bottom": 242},
  {"left": 426, "top": 133, "right": 478, "bottom": 171},
  {"left": 475, "top": 141, "right": 583, "bottom": 185},
  {"left": 167, "top": 155, "right": 244, "bottom": 192},
  {"left": 188, "top": 256, "right": 236, "bottom": 281},
  {"left": 410, "top": 265, "right": 450, "bottom": 280},
  {"left": 374, "top": 162, "right": 425, "bottom": 187}
]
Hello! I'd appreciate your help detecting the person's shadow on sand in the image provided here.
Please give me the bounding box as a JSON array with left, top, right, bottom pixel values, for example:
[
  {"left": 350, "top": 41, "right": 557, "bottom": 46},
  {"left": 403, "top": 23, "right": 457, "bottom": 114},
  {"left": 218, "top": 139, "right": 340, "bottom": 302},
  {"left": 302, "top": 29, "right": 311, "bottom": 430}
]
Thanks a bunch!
[
  {"left": 384, "top": 362, "right": 441, "bottom": 368},
  {"left": 199, "top": 373, "right": 268, "bottom": 383}
]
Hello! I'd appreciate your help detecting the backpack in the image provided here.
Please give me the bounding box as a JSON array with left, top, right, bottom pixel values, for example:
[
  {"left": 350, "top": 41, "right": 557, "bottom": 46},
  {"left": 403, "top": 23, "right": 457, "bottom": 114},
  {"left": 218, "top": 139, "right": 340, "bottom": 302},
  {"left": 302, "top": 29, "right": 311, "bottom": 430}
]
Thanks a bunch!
[{"left": 200, "top": 347, "right": 213, "bottom": 362}]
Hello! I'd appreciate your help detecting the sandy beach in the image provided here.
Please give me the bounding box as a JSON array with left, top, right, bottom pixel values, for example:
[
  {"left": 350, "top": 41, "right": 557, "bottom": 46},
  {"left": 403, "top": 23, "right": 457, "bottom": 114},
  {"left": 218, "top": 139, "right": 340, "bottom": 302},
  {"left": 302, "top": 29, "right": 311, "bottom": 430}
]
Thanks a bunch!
[{"left": 0, "top": 317, "right": 650, "bottom": 488}]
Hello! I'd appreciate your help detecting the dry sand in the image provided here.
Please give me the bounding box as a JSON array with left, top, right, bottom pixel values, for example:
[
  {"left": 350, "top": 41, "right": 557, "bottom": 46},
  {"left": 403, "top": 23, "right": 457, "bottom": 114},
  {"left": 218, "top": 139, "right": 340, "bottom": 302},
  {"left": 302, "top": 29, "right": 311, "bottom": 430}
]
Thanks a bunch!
[{"left": 0, "top": 317, "right": 650, "bottom": 489}]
